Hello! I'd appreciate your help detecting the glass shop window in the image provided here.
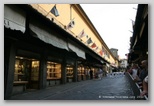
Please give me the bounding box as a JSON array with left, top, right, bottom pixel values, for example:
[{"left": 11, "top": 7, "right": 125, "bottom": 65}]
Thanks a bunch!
[
  {"left": 14, "top": 57, "right": 30, "bottom": 81},
  {"left": 47, "top": 61, "right": 61, "bottom": 79}
]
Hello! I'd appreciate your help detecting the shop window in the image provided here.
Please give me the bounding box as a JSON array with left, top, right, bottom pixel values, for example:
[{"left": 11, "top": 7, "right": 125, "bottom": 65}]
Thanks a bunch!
[
  {"left": 31, "top": 61, "right": 39, "bottom": 81},
  {"left": 14, "top": 57, "right": 30, "bottom": 82},
  {"left": 92, "top": 67, "right": 98, "bottom": 78},
  {"left": 66, "top": 65, "right": 73, "bottom": 78},
  {"left": 77, "top": 65, "right": 86, "bottom": 80},
  {"left": 77, "top": 66, "right": 82, "bottom": 76},
  {"left": 77, "top": 66, "right": 85, "bottom": 76},
  {"left": 14, "top": 56, "right": 39, "bottom": 83},
  {"left": 47, "top": 61, "right": 61, "bottom": 79}
]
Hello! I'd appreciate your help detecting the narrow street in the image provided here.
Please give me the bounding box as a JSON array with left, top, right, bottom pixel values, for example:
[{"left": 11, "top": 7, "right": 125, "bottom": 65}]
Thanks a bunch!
[
  {"left": 4, "top": 4, "right": 148, "bottom": 101},
  {"left": 10, "top": 73, "right": 135, "bottom": 100}
]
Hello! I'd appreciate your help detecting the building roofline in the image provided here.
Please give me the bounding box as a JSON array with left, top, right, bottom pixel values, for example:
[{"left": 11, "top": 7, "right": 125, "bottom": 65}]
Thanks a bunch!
[
  {"left": 16, "top": 4, "right": 110, "bottom": 64},
  {"left": 73, "top": 4, "right": 117, "bottom": 61}
]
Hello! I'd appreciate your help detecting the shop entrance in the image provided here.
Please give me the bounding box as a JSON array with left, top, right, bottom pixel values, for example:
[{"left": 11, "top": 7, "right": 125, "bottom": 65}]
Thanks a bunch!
[{"left": 14, "top": 56, "right": 40, "bottom": 90}]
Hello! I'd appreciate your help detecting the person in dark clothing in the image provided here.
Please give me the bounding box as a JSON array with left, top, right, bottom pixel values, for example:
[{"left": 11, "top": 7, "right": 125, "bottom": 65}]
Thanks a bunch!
[
  {"left": 89, "top": 69, "right": 93, "bottom": 79},
  {"left": 139, "top": 60, "right": 148, "bottom": 82},
  {"left": 139, "top": 69, "right": 148, "bottom": 82},
  {"left": 133, "top": 60, "right": 148, "bottom": 83}
]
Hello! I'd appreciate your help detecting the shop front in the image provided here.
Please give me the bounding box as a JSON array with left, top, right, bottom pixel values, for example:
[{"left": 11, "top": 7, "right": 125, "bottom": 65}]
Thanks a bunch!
[
  {"left": 77, "top": 65, "right": 85, "bottom": 81},
  {"left": 65, "top": 56, "right": 77, "bottom": 83},
  {"left": 77, "top": 65, "right": 92, "bottom": 81},
  {"left": 13, "top": 56, "right": 40, "bottom": 95},
  {"left": 5, "top": 29, "right": 75, "bottom": 97},
  {"left": 46, "top": 61, "right": 62, "bottom": 86},
  {"left": 4, "top": 4, "right": 110, "bottom": 99}
]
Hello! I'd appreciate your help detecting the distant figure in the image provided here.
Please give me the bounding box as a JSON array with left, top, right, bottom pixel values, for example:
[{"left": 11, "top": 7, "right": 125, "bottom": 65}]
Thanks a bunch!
[{"left": 98, "top": 68, "right": 103, "bottom": 80}]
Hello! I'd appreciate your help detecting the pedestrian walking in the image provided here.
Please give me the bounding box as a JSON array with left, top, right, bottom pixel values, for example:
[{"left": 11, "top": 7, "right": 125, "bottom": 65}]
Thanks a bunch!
[{"left": 98, "top": 68, "right": 103, "bottom": 80}]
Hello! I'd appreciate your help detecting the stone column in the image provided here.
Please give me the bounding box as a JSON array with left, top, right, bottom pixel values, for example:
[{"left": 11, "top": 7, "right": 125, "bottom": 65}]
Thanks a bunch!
[
  {"left": 73, "top": 60, "right": 78, "bottom": 82},
  {"left": 61, "top": 58, "right": 67, "bottom": 84},
  {"left": 4, "top": 43, "right": 16, "bottom": 100},
  {"left": 39, "top": 50, "right": 47, "bottom": 89}
]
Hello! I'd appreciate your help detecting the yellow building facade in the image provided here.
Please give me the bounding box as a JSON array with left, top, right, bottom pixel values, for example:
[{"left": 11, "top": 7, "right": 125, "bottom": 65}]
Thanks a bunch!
[{"left": 30, "top": 4, "right": 118, "bottom": 67}]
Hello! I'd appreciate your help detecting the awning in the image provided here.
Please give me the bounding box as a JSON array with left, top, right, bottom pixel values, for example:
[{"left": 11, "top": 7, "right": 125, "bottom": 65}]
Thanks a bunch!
[
  {"left": 68, "top": 42, "right": 86, "bottom": 59},
  {"left": 4, "top": 5, "right": 26, "bottom": 33},
  {"left": 29, "top": 21, "right": 69, "bottom": 51}
]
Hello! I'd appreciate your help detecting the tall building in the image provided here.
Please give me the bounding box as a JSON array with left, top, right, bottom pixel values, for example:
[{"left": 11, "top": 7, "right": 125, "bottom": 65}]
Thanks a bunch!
[
  {"left": 119, "top": 59, "right": 128, "bottom": 72},
  {"left": 110, "top": 48, "right": 119, "bottom": 59}
]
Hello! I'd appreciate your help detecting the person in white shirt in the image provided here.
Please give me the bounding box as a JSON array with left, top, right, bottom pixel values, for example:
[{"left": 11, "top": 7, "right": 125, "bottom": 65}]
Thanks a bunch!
[
  {"left": 140, "top": 76, "right": 148, "bottom": 96},
  {"left": 131, "top": 64, "right": 139, "bottom": 80}
]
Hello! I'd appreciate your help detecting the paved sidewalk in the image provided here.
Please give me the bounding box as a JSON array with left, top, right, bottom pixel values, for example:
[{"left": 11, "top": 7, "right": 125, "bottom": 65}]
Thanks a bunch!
[{"left": 9, "top": 74, "right": 135, "bottom": 100}]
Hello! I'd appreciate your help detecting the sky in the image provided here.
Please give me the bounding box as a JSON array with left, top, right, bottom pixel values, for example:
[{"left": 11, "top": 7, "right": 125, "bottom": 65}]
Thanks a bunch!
[{"left": 80, "top": 4, "right": 138, "bottom": 59}]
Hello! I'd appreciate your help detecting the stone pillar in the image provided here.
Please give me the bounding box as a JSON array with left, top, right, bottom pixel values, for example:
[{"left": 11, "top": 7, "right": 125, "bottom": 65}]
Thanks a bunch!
[
  {"left": 39, "top": 50, "right": 47, "bottom": 89},
  {"left": 4, "top": 43, "right": 16, "bottom": 100},
  {"left": 73, "top": 60, "right": 77, "bottom": 82},
  {"left": 61, "top": 58, "right": 67, "bottom": 84}
]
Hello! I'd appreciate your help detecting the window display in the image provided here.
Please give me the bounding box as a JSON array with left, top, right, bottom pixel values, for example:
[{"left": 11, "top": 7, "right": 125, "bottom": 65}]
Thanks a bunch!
[
  {"left": 31, "top": 61, "right": 39, "bottom": 81},
  {"left": 14, "top": 56, "right": 40, "bottom": 88},
  {"left": 14, "top": 57, "right": 30, "bottom": 82},
  {"left": 77, "top": 66, "right": 85, "bottom": 75},
  {"left": 66, "top": 65, "right": 73, "bottom": 82},
  {"left": 47, "top": 61, "right": 61, "bottom": 79},
  {"left": 77, "top": 65, "right": 89, "bottom": 80},
  {"left": 66, "top": 65, "right": 73, "bottom": 78}
]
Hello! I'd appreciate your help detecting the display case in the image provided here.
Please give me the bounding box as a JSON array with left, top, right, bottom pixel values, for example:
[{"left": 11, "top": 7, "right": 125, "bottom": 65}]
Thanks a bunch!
[
  {"left": 46, "top": 61, "right": 61, "bottom": 86},
  {"left": 47, "top": 62, "right": 61, "bottom": 79},
  {"left": 77, "top": 66, "right": 86, "bottom": 80},
  {"left": 14, "top": 58, "right": 29, "bottom": 82},
  {"left": 77, "top": 66, "right": 82, "bottom": 81},
  {"left": 66, "top": 65, "right": 73, "bottom": 82},
  {"left": 31, "top": 61, "right": 39, "bottom": 81},
  {"left": 13, "top": 57, "right": 30, "bottom": 95},
  {"left": 14, "top": 61, "right": 24, "bottom": 81}
]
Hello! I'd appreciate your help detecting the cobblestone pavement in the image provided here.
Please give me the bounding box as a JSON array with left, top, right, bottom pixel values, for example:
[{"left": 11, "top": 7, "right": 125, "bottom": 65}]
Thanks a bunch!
[{"left": 9, "top": 73, "right": 135, "bottom": 100}]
